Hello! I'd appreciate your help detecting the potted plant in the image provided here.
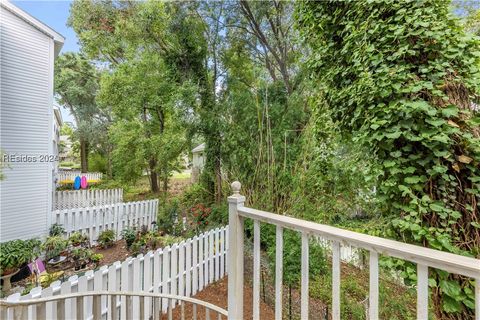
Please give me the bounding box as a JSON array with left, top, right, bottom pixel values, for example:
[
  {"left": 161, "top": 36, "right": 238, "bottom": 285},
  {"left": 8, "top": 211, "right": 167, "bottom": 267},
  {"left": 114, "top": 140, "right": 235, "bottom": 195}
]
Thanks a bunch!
[
  {"left": 42, "top": 236, "right": 68, "bottom": 264},
  {"left": 68, "top": 232, "right": 89, "bottom": 247},
  {"left": 49, "top": 223, "right": 65, "bottom": 237},
  {"left": 97, "top": 230, "right": 116, "bottom": 249},
  {"left": 71, "top": 248, "right": 92, "bottom": 270},
  {"left": 0, "top": 239, "right": 41, "bottom": 291},
  {"left": 91, "top": 253, "right": 103, "bottom": 268}
]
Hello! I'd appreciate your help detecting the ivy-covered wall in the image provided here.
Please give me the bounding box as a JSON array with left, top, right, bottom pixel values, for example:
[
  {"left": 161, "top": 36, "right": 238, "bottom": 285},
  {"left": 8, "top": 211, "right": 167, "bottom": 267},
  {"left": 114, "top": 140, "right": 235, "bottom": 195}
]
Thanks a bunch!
[{"left": 297, "top": 0, "right": 480, "bottom": 317}]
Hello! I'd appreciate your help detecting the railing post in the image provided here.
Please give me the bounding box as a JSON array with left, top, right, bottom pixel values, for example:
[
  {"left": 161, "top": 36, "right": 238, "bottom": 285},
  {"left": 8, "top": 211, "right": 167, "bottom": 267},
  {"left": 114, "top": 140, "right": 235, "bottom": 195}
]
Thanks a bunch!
[{"left": 228, "top": 181, "right": 245, "bottom": 320}]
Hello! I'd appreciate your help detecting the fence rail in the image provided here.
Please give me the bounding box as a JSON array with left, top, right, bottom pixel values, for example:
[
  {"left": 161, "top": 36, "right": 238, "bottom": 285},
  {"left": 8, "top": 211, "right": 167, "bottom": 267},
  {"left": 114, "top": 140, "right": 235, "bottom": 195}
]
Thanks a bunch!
[
  {"left": 51, "top": 200, "right": 159, "bottom": 243},
  {"left": 227, "top": 181, "right": 480, "bottom": 320},
  {"left": 57, "top": 172, "right": 103, "bottom": 183},
  {"left": 0, "top": 291, "right": 227, "bottom": 320},
  {"left": 53, "top": 189, "right": 123, "bottom": 210},
  {"left": 2, "top": 227, "right": 228, "bottom": 320}
]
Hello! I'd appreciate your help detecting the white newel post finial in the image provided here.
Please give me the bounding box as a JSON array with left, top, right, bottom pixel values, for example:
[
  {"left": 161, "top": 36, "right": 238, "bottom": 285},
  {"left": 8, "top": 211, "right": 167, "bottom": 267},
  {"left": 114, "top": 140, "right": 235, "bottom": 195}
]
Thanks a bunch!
[
  {"left": 227, "top": 181, "right": 245, "bottom": 320},
  {"left": 231, "top": 181, "right": 241, "bottom": 196}
]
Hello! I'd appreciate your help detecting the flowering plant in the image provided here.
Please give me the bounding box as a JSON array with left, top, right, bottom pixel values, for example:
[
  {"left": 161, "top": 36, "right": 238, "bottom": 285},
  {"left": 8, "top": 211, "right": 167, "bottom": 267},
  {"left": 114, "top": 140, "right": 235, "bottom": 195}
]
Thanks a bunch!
[{"left": 189, "top": 203, "right": 211, "bottom": 230}]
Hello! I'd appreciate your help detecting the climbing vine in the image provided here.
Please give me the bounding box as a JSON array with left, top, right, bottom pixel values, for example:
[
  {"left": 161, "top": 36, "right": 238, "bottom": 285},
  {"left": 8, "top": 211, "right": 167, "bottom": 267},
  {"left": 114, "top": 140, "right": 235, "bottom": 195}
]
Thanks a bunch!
[{"left": 297, "top": 0, "right": 480, "bottom": 317}]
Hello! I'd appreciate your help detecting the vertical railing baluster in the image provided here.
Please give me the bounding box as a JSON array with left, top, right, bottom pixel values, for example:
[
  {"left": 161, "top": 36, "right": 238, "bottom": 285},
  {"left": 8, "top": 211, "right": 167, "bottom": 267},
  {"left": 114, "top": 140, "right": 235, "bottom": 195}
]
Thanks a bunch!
[
  {"left": 57, "top": 297, "right": 65, "bottom": 320},
  {"left": 168, "top": 299, "right": 173, "bottom": 320},
  {"left": 227, "top": 181, "right": 245, "bottom": 320},
  {"left": 181, "top": 301, "right": 185, "bottom": 320},
  {"left": 275, "top": 225, "right": 284, "bottom": 320},
  {"left": 332, "top": 241, "right": 341, "bottom": 320},
  {"left": 253, "top": 220, "right": 261, "bottom": 320},
  {"left": 301, "top": 232, "right": 309, "bottom": 320},
  {"left": 193, "top": 303, "right": 197, "bottom": 320},
  {"left": 126, "top": 295, "right": 132, "bottom": 319},
  {"left": 153, "top": 298, "right": 159, "bottom": 320},
  {"left": 369, "top": 251, "right": 379, "bottom": 320},
  {"left": 206, "top": 307, "right": 211, "bottom": 320},
  {"left": 111, "top": 295, "right": 118, "bottom": 320},
  {"left": 417, "top": 264, "right": 429, "bottom": 320},
  {"left": 37, "top": 303, "right": 46, "bottom": 320},
  {"left": 93, "top": 294, "right": 101, "bottom": 319}
]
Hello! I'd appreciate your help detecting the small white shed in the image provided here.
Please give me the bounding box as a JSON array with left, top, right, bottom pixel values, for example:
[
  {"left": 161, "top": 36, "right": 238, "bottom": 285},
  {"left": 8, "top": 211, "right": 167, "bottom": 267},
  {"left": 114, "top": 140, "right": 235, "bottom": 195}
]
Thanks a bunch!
[
  {"left": 191, "top": 143, "right": 205, "bottom": 183},
  {"left": 0, "top": 1, "right": 64, "bottom": 242}
]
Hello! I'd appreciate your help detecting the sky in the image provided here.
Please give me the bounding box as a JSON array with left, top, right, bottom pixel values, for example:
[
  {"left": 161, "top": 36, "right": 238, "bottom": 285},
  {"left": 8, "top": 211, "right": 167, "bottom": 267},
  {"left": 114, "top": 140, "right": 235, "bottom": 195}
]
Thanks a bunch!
[{"left": 13, "top": 0, "right": 80, "bottom": 124}]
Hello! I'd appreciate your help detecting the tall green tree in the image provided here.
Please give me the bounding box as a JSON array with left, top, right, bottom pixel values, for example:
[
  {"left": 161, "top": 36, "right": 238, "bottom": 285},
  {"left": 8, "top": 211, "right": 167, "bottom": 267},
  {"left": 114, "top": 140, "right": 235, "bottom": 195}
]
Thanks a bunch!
[
  {"left": 98, "top": 51, "right": 189, "bottom": 192},
  {"left": 69, "top": 0, "right": 200, "bottom": 192},
  {"left": 298, "top": 0, "right": 480, "bottom": 317},
  {"left": 55, "top": 52, "right": 103, "bottom": 173}
]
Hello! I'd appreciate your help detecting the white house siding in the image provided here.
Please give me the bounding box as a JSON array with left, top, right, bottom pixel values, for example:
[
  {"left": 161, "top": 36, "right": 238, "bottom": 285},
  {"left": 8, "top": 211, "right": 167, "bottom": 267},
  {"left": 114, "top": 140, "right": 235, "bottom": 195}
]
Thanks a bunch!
[{"left": 0, "top": 7, "right": 55, "bottom": 241}]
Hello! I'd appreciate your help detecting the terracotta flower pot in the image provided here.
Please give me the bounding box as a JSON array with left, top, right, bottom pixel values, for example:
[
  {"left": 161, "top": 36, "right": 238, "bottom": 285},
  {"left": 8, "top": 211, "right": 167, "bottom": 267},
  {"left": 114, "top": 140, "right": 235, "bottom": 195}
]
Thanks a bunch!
[{"left": 0, "top": 268, "right": 20, "bottom": 292}]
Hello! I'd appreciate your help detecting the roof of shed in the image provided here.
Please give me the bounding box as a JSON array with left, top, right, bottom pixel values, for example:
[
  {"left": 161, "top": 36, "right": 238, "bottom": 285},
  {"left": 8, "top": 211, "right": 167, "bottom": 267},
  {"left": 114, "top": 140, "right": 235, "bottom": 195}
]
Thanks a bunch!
[{"left": 192, "top": 143, "right": 205, "bottom": 153}]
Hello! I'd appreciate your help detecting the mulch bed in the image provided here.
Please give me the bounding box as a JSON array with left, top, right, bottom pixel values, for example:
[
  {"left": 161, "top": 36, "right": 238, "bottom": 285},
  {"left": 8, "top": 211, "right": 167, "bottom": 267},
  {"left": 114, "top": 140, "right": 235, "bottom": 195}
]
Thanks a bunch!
[{"left": 162, "top": 276, "right": 275, "bottom": 320}]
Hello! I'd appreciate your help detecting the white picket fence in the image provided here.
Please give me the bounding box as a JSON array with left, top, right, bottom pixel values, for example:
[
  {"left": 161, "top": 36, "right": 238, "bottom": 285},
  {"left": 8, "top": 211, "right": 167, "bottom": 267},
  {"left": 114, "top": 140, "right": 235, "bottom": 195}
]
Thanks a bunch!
[
  {"left": 51, "top": 200, "right": 159, "bottom": 243},
  {"left": 53, "top": 189, "right": 123, "bottom": 210},
  {"left": 57, "top": 172, "right": 103, "bottom": 182},
  {"left": 3, "top": 227, "right": 228, "bottom": 319}
]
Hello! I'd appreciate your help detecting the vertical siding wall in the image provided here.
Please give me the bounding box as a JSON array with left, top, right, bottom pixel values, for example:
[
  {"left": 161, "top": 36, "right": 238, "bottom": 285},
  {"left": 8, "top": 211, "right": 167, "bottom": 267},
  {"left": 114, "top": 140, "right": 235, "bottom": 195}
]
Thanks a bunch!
[{"left": 0, "top": 8, "right": 54, "bottom": 241}]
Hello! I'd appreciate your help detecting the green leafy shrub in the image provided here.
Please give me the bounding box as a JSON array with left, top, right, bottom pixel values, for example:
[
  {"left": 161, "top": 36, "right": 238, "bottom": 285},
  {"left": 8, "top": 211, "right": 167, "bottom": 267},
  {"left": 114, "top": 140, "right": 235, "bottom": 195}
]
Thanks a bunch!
[
  {"left": 71, "top": 247, "right": 92, "bottom": 261},
  {"left": 158, "top": 198, "right": 182, "bottom": 235},
  {"left": 42, "top": 236, "right": 68, "bottom": 261},
  {"left": 49, "top": 223, "right": 65, "bottom": 237},
  {"left": 121, "top": 227, "right": 137, "bottom": 248},
  {"left": 68, "top": 232, "right": 89, "bottom": 246},
  {"left": 97, "top": 230, "right": 116, "bottom": 248},
  {"left": 266, "top": 229, "right": 327, "bottom": 285},
  {"left": 39, "top": 271, "right": 64, "bottom": 288},
  {"left": 91, "top": 253, "right": 103, "bottom": 264},
  {"left": 182, "top": 184, "right": 209, "bottom": 209},
  {"left": 0, "top": 239, "right": 41, "bottom": 275},
  {"left": 88, "top": 152, "right": 107, "bottom": 173}
]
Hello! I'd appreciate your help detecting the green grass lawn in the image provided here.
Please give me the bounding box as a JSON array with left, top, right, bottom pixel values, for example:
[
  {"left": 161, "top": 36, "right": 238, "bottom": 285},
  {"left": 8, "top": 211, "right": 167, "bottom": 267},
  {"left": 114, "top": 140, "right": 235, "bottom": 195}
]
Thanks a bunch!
[{"left": 172, "top": 170, "right": 191, "bottom": 179}]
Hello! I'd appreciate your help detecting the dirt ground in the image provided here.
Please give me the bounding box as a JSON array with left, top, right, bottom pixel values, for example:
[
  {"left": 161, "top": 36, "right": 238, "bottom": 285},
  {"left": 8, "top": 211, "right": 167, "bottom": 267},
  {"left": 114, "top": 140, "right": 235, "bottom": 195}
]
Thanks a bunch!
[
  {"left": 162, "top": 276, "right": 275, "bottom": 320},
  {"left": 95, "top": 239, "right": 131, "bottom": 267}
]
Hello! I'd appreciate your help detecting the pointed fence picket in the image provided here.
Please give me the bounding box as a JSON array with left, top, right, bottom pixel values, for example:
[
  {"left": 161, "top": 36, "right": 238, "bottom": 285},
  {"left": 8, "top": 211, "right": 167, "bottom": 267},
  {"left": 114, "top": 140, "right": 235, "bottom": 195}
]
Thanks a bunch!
[
  {"left": 2, "top": 227, "right": 229, "bottom": 320},
  {"left": 51, "top": 199, "right": 159, "bottom": 244}
]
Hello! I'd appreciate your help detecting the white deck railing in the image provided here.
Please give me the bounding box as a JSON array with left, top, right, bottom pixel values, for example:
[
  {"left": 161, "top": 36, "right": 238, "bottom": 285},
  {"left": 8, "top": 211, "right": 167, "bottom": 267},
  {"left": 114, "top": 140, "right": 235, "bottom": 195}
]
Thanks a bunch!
[
  {"left": 53, "top": 188, "right": 123, "bottom": 210},
  {"left": 227, "top": 181, "right": 480, "bottom": 320},
  {"left": 0, "top": 291, "right": 227, "bottom": 320}
]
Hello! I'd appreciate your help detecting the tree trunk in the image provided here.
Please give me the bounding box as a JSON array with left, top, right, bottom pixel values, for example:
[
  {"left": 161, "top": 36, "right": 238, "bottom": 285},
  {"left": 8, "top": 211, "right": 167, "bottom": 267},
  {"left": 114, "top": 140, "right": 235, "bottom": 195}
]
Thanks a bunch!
[
  {"left": 80, "top": 138, "right": 89, "bottom": 173},
  {"left": 107, "top": 150, "right": 113, "bottom": 179},
  {"left": 162, "top": 166, "right": 168, "bottom": 194},
  {"left": 149, "top": 158, "right": 159, "bottom": 193},
  {"left": 215, "top": 158, "right": 222, "bottom": 204},
  {"left": 163, "top": 176, "right": 168, "bottom": 195}
]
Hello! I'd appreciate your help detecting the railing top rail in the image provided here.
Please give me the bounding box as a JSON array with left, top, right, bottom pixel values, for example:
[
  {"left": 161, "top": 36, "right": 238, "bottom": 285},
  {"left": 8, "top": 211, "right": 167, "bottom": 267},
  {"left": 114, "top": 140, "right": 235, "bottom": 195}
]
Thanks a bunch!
[
  {"left": 237, "top": 206, "right": 480, "bottom": 279},
  {"left": 0, "top": 291, "right": 228, "bottom": 316}
]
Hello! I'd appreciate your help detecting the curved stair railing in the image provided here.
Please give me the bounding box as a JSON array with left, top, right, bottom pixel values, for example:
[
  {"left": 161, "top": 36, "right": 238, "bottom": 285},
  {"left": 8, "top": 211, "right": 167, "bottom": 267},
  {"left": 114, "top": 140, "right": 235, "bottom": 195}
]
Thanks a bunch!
[{"left": 0, "top": 291, "right": 228, "bottom": 320}]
